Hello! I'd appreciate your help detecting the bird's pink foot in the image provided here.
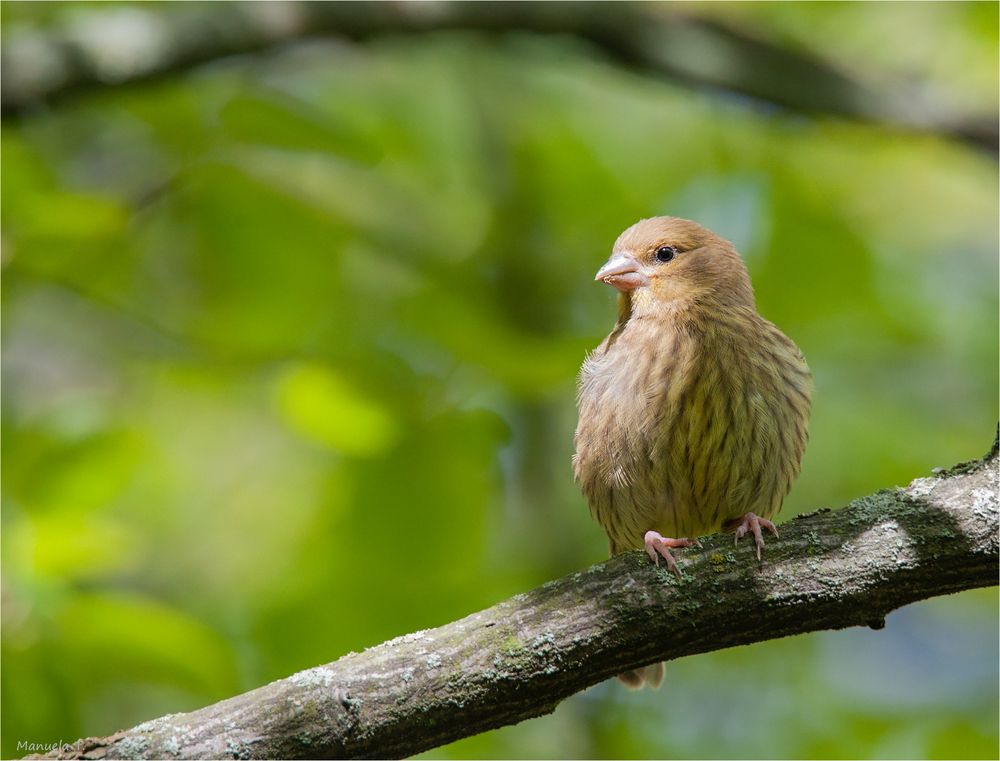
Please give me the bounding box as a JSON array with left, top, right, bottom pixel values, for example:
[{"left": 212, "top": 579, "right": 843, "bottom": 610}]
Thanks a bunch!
[
  {"left": 644, "top": 531, "right": 697, "bottom": 578},
  {"left": 730, "top": 512, "right": 779, "bottom": 560}
]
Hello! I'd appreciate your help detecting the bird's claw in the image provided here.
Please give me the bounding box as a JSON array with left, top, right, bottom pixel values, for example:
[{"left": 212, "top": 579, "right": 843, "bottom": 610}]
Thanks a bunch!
[
  {"left": 644, "top": 530, "right": 697, "bottom": 579},
  {"left": 732, "top": 512, "right": 779, "bottom": 560}
]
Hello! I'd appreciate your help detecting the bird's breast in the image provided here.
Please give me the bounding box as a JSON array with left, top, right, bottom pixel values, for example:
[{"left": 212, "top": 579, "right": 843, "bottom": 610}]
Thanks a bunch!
[
  {"left": 573, "top": 320, "right": 692, "bottom": 543},
  {"left": 574, "top": 311, "right": 811, "bottom": 553},
  {"left": 577, "top": 319, "right": 682, "bottom": 444}
]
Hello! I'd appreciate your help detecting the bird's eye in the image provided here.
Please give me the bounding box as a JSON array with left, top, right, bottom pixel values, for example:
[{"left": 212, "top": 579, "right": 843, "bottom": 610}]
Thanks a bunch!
[{"left": 655, "top": 246, "right": 676, "bottom": 263}]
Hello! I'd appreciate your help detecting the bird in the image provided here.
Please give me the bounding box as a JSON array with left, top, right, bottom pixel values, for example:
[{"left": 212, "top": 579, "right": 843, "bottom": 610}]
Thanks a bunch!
[{"left": 572, "top": 216, "right": 811, "bottom": 688}]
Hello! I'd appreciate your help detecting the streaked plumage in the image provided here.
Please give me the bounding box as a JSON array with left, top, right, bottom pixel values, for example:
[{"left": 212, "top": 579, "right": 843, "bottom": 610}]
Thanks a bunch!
[{"left": 573, "top": 217, "right": 811, "bottom": 687}]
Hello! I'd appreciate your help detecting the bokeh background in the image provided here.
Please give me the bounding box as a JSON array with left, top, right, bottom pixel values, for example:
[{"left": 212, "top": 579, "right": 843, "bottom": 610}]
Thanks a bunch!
[{"left": 2, "top": 2, "right": 997, "bottom": 759}]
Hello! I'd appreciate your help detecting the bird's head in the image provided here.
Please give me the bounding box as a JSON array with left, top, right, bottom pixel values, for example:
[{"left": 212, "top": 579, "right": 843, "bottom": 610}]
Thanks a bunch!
[{"left": 595, "top": 216, "right": 755, "bottom": 312}]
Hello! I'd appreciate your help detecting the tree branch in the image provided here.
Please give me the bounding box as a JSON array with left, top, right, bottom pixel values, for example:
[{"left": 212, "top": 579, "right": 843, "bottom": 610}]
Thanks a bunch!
[
  {"left": 3, "top": 2, "right": 995, "bottom": 153},
  {"left": 34, "top": 437, "right": 999, "bottom": 760}
]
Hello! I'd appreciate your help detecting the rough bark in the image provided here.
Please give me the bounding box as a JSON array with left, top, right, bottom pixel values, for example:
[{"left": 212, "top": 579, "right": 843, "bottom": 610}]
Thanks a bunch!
[
  {"left": 3, "top": 1, "right": 995, "bottom": 153},
  {"left": 33, "top": 438, "right": 999, "bottom": 761}
]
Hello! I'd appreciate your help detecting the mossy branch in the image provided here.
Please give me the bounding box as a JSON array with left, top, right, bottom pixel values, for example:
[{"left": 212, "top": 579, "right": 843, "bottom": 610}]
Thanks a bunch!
[{"left": 33, "top": 439, "right": 999, "bottom": 760}]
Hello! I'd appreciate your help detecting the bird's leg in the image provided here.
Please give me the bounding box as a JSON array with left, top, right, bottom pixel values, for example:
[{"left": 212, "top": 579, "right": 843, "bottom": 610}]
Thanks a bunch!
[
  {"left": 730, "top": 512, "right": 779, "bottom": 560},
  {"left": 644, "top": 530, "right": 697, "bottom": 578}
]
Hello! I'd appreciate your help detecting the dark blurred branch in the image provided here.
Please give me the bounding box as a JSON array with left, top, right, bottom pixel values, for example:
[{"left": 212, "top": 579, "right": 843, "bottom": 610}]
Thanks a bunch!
[
  {"left": 33, "top": 437, "right": 999, "bottom": 760},
  {"left": 3, "top": 1, "right": 996, "bottom": 153}
]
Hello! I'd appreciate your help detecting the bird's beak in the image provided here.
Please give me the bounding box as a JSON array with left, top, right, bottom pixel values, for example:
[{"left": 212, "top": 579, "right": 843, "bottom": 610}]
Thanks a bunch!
[{"left": 595, "top": 254, "right": 649, "bottom": 292}]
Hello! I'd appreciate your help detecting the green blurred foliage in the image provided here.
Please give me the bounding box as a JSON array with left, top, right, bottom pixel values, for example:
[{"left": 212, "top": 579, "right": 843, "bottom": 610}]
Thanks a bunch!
[{"left": 2, "top": 2, "right": 997, "bottom": 759}]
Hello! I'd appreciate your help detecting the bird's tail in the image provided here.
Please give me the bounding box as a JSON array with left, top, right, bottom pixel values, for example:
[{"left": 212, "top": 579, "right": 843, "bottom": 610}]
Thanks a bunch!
[{"left": 616, "top": 662, "right": 665, "bottom": 689}]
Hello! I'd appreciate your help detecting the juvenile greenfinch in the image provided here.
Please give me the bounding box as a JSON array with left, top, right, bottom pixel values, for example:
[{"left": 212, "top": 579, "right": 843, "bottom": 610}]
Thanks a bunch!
[{"left": 573, "top": 217, "right": 811, "bottom": 687}]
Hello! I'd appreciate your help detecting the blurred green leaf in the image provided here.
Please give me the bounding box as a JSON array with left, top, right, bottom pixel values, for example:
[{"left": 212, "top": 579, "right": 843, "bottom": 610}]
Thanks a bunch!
[
  {"left": 12, "top": 511, "right": 137, "bottom": 581},
  {"left": 55, "top": 592, "right": 238, "bottom": 696},
  {"left": 273, "top": 362, "right": 399, "bottom": 456}
]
